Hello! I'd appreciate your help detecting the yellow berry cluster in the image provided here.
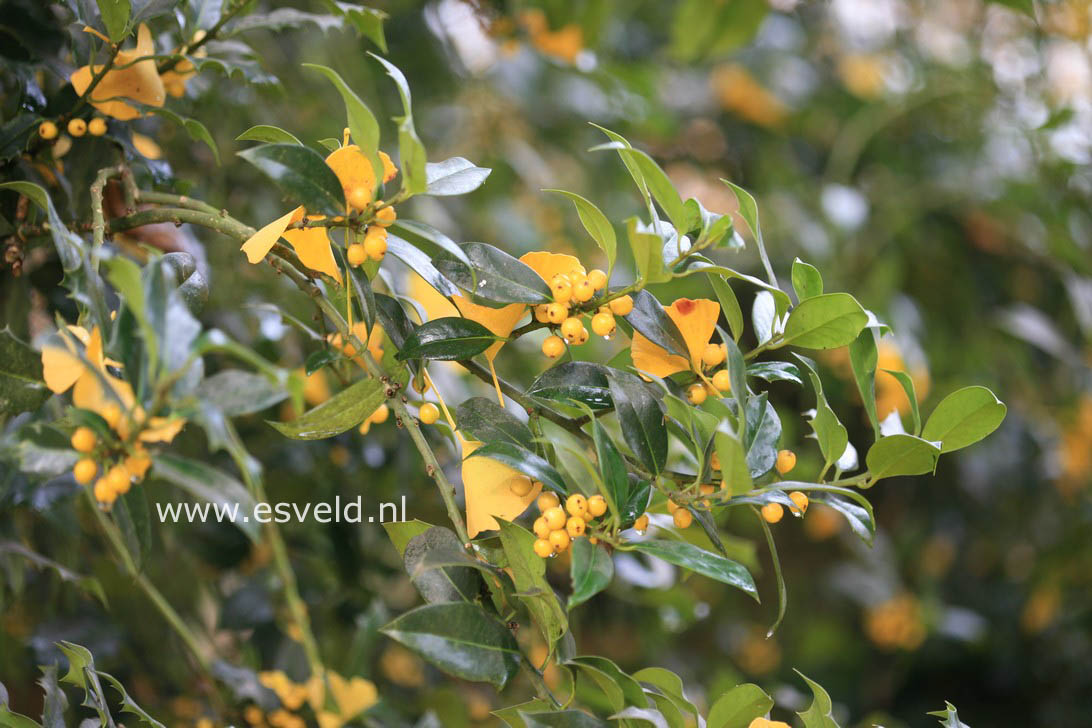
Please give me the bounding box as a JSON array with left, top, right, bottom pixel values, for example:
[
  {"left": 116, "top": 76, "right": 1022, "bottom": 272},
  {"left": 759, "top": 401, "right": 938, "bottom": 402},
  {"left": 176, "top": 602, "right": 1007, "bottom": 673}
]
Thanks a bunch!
[
  {"left": 535, "top": 266, "right": 633, "bottom": 358},
  {"left": 685, "top": 342, "right": 734, "bottom": 404},
  {"left": 665, "top": 498, "right": 694, "bottom": 528},
  {"left": 346, "top": 216, "right": 393, "bottom": 266},
  {"left": 39, "top": 117, "right": 108, "bottom": 141},
  {"left": 69, "top": 425, "right": 151, "bottom": 507},
  {"left": 531, "top": 491, "right": 608, "bottom": 558}
]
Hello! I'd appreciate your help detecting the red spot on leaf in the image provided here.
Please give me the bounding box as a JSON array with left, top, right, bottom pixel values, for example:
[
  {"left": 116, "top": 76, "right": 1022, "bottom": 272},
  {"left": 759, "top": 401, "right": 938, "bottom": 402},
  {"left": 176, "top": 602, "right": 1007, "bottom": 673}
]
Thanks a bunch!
[{"left": 674, "top": 299, "right": 696, "bottom": 315}]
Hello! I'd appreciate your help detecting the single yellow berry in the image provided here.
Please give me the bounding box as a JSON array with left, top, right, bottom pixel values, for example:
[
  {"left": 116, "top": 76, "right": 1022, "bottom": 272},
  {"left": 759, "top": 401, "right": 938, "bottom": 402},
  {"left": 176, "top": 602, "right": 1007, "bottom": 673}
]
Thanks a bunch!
[
  {"left": 566, "top": 516, "right": 586, "bottom": 538},
  {"left": 543, "top": 505, "right": 567, "bottom": 531},
  {"left": 371, "top": 403, "right": 390, "bottom": 424},
  {"left": 537, "top": 492, "right": 560, "bottom": 512},
  {"left": 591, "top": 312, "right": 616, "bottom": 337},
  {"left": 673, "top": 508, "right": 693, "bottom": 529},
  {"left": 67, "top": 118, "right": 87, "bottom": 137},
  {"left": 88, "top": 117, "right": 107, "bottom": 136},
  {"left": 587, "top": 269, "right": 607, "bottom": 290},
  {"left": 542, "top": 335, "right": 565, "bottom": 358},
  {"left": 572, "top": 279, "right": 595, "bottom": 303},
  {"left": 413, "top": 376, "right": 430, "bottom": 394},
  {"left": 546, "top": 302, "right": 568, "bottom": 324},
  {"left": 666, "top": 498, "right": 679, "bottom": 514},
  {"left": 73, "top": 458, "right": 97, "bottom": 484},
  {"left": 608, "top": 295, "right": 633, "bottom": 316},
  {"left": 702, "top": 343, "right": 726, "bottom": 368},
  {"left": 565, "top": 494, "right": 588, "bottom": 518},
  {"left": 364, "top": 233, "right": 387, "bottom": 261},
  {"left": 574, "top": 325, "right": 589, "bottom": 345},
  {"left": 560, "top": 317, "right": 583, "bottom": 342},
  {"left": 533, "top": 538, "right": 554, "bottom": 558},
  {"left": 589, "top": 536, "right": 599, "bottom": 545},
  {"left": 761, "top": 502, "right": 784, "bottom": 524},
  {"left": 587, "top": 494, "right": 607, "bottom": 517},
  {"left": 789, "top": 491, "right": 809, "bottom": 514},
  {"left": 534, "top": 304, "right": 551, "bottom": 323},
  {"left": 687, "top": 383, "right": 707, "bottom": 405},
  {"left": 419, "top": 403, "right": 440, "bottom": 425},
  {"left": 548, "top": 529, "right": 571, "bottom": 553},
  {"left": 633, "top": 514, "right": 649, "bottom": 532},
  {"left": 508, "top": 475, "right": 534, "bottom": 497},
  {"left": 550, "top": 274, "right": 573, "bottom": 302},
  {"left": 533, "top": 517, "right": 551, "bottom": 540},
  {"left": 712, "top": 369, "right": 732, "bottom": 392},
  {"left": 39, "top": 120, "right": 58, "bottom": 140},
  {"left": 775, "top": 449, "right": 797, "bottom": 474},
  {"left": 106, "top": 465, "right": 130, "bottom": 495},
  {"left": 710, "top": 451, "right": 721, "bottom": 470},
  {"left": 346, "top": 243, "right": 367, "bottom": 266},
  {"left": 347, "top": 186, "right": 371, "bottom": 211},
  {"left": 71, "top": 426, "right": 97, "bottom": 453},
  {"left": 375, "top": 206, "right": 397, "bottom": 226},
  {"left": 93, "top": 478, "right": 116, "bottom": 504}
]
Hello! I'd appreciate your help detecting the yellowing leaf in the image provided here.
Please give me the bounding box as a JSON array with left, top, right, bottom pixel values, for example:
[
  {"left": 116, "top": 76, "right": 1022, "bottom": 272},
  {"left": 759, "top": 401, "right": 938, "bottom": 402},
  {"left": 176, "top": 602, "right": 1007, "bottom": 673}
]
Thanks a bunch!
[
  {"left": 241, "top": 207, "right": 300, "bottom": 264},
  {"left": 462, "top": 437, "right": 541, "bottom": 538},
  {"left": 283, "top": 218, "right": 342, "bottom": 282},
  {"left": 70, "top": 24, "right": 165, "bottom": 120},
  {"left": 519, "top": 250, "right": 585, "bottom": 283},
  {"left": 452, "top": 296, "right": 525, "bottom": 362},
  {"left": 631, "top": 298, "right": 720, "bottom": 377}
]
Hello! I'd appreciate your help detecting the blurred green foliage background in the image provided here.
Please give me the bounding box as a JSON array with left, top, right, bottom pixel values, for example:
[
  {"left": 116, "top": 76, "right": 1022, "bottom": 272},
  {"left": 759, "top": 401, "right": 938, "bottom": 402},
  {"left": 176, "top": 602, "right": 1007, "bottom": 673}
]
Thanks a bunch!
[{"left": 2, "top": 1, "right": 1091, "bottom": 726}]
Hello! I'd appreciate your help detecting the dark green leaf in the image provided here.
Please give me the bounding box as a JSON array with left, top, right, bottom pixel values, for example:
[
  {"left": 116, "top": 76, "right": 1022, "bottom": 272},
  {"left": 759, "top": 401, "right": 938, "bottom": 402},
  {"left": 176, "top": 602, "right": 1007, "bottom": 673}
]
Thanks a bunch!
[
  {"left": 632, "top": 540, "right": 757, "bottom": 598},
  {"left": 528, "top": 361, "right": 613, "bottom": 409},
  {"left": 237, "top": 143, "right": 346, "bottom": 216},
  {"left": 849, "top": 329, "right": 880, "bottom": 437},
  {"left": 396, "top": 317, "right": 499, "bottom": 361},
  {"left": 386, "top": 233, "right": 460, "bottom": 298},
  {"left": 383, "top": 519, "right": 435, "bottom": 557},
  {"left": 591, "top": 417, "right": 629, "bottom": 520},
  {"left": 456, "top": 397, "right": 534, "bottom": 450},
  {"left": 921, "top": 386, "right": 1006, "bottom": 453},
  {"left": 0, "top": 328, "right": 49, "bottom": 415},
  {"left": 809, "top": 492, "right": 874, "bottom": 545},
  {"left": 569, "top": 538, "right": 613, "bottom": 609},
  {"left": 96, "top": 670, "right": 165, "bottom": 728},
  {"left": 404, "top": 527, "right": 483, "bottom": 603},
  {"left": 493, "top": 699, "right": 554, "bottom": 728},
  {"left": 566, "top": 655, "right": 647, "bottom": 712},
  {"left": 437, "top": 242, "right": 551, "bottom": 305},
  {"left": 781, "top": 293, "right": 868, "bottom": 349},
  {"left": 710, "top": 275, "right": 744, "bottom": 343},
  {"left": 747, "top": 361, "right": 802, "bottom": 385},
  {"left": 865, "top": 434, "right": 942, "bottom": 482},
  {"left": 425, "top": 157, "right": 491, "bottom": 196},
  {"left": 304, "top": 348, "right": 340, "bottom": 375},
  {"left": 631, "top": 667, "right": 699, "bottom": 718},
  {"left": 740, "top": 394, "right": 781, "bottom": 478},
  {"left": 496, "top": 520, "right": 567, "bottom": 646},
  {"left": 388, "top": 220, "right": 471, "bottom": 267},
  {"left": 714, "top": 420, "right": 753, "bottom": 495},
  {"left": 268, "top": 375, "right": 388, "bottom": 439},
  {"left": 624, "top": 290, "right": 688, "bottom": 360},
  {"left": 468, "top": 442, "right": 568, "bottom": 496},
  {"left": 375, "top": 294, "right": 417, "bottom": 351},
  {"left": 606, "top": 369, "right": 667, "bottom": 475},
  {"left": 371, "top": 54, "right": 428, "bottom": 195},
  {"left": 381, "top": 602, "right": 521, "bottom": 689},
  {"left": 97, "top": 0, "right": 130, "bottom": 41}
]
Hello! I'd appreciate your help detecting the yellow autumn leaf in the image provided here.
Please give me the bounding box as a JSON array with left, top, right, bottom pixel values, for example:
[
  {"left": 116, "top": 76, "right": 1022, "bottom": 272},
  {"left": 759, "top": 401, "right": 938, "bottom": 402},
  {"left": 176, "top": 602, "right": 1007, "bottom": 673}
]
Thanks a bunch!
[
  {"left": 70, "top": 24, "right": 165, "bottom": 120},
  {"left": 241, "top": 207, "right": 300, "bottom": 264},
  {"left": 462, "top": 436, "right": 542, "bottom": 538},
  {"left": 631, "top": 298, "right": 720, "bottom": 378}
]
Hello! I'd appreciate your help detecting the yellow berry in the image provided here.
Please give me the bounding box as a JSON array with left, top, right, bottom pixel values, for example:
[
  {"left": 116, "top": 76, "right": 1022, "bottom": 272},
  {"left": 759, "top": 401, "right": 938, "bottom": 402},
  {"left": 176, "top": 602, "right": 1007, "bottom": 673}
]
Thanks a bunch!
[
  {"left": 537, "top": 492, "right": 560, "bottom": 512},
  {"left": 710, "top": 451, "right": 721, "bottom": 470},
  {"left": 346, "top": 243, "right": 367, "bottom": 266},
  {"left": 589, "top": 536, "right": 599, "bottom": 545},
  {"left": 566, "top": 516, "right": 586, "bottom": 538},
  {"left": 347, "top": 186, "right": 371, "bottom": 210},
  {"left": 608, "top": 295, "right": 633, "bottom": 316},
  {"left": 591, "top": 312, "right": 616, "bottom": 337},
  {"left": 93, "top": 478, "right": 116, "bottom": 504},
  {"left": 550, "top": 275, "right": 573, "bottom": 302},
  {"left": 106, "top": 465, "right": 130, "bottom": 495},
  {"left": 789, "top": 491, "right": 809, "bottom": 514},
  {"left": 375, "top": 206, "right": 397, "bottom": 226},
  {"left": 560, "top": 317, "right": 583, "bottom": 342},
  {"left": 587, "top": 494, "right": 607, "bottom": 517},
  {"left": 548, "top": 529, "right": 570, "bottom": 553},
  {"left": 687, "top": 383, "right": 707, "bottom": 405},
  {"left": 364, "top": 233, "right": 387, "bottom": 261},
  {"left": 775, "top": 449, "right": 797, "bottom": 474},
  {"left": 666, "top": 499, "right": 679, "bottom": 514},
  {"left": 633, "top": 514, "right": 649, "bottom": 532},
  {"left": 761, "top": 502, "right": 784, "bottom": 524},
  {"left": 712, "top": 369, "right": 732, "bottom": 392},
  {"left": 73, "top": 458, "right": 97, "bottom": 484},
  {"left": 371, "top": 403, "right": 390, "bottom": 424},
  {"left": 71, "top": 426, "right": 97, "bottom": 453},
  {"left": 419, "top": 403, "right": 440, "bottom": 425},
  {"left": 508, "top": 475, "right": 534, "bottom": 497},
  {"left": 565, "top": 494, "right": 588, "bottom": 518},
  {"left": 574, "top": 325, "right": 589, "bottom": 345},
  {"left": 544, "top": 505, "right": 567, "bottom": 531},
  {"left": 413, "top": 376, "right": 430, "bottom": 394},
  {"left": 533, "top": 517, "right": 551, "bottom": 540},
  {"left": 587, "top": 269, "right": 607, "bottom": 290},
  {"left": 533, "top": 538, "right": 554, "bottom": 558},
  {"left": 546, "top": 302, "right": 568, "bottom": 324},
  {"left": 67, "top": 118, "right": 87, "bottom": 137},
  {"left": 88, "top": 117, "right": 107, "bottom": 136},
  {"left": 38, "top": 121, "right": 58, "bottom": 140},
  {"left": 542, "top": 335, "right": 565, "bottom": 358},
  {"left": 673, "top": 508, "right": 693, "bottom": 529},
  {"left": 534, "top": 304, "right": 551, "bottom": 323},
  {"left": 702, "top": 343, "right": 726, "bottom": 368},
  {"left": 572, "top": 279, "right": 595, "bottom": 303},
  {"left": 101, "top": 403, "right": 122, "bottom": 430}
]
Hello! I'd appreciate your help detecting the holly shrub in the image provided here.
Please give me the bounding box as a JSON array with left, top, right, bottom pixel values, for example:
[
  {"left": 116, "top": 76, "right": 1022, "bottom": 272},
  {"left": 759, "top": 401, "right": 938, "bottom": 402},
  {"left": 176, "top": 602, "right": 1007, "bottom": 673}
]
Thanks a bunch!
[{"left": 2, "top": 1, "right": 1084, "bottom": 727}]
